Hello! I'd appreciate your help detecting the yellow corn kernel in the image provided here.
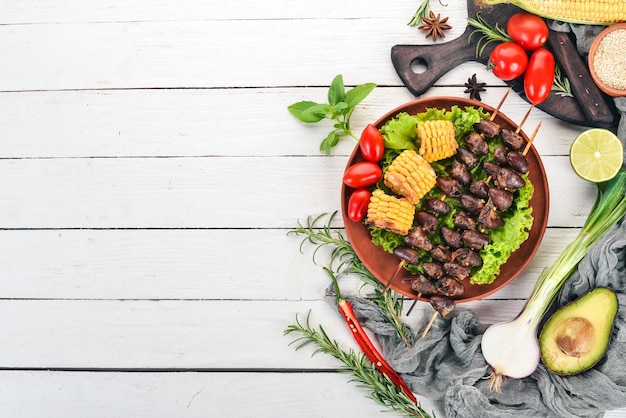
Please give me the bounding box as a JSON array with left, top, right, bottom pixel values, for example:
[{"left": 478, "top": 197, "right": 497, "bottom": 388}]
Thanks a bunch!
[
  {"left": 417, "top": 120, "right": 458, "bottom": 162},
  {"left": 384, "top": 149, "right": 437, "bottom": 204},
  {"left": 365, "top": 189, "right": 415, "bottom": 235},
  {"left": 480, "top": 0, "right": 626, "bottom": 25}
]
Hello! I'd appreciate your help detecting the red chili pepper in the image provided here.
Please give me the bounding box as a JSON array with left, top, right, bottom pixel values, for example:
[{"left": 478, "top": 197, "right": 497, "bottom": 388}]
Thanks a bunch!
[{"left": 326, "top": 268, "right": 418, "bottom": 404}]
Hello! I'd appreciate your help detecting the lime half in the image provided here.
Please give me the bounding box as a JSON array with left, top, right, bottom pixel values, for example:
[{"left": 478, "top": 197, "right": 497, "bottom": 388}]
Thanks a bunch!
[{"left": 570, "top": 128, "right": 624, "bottom": 183}]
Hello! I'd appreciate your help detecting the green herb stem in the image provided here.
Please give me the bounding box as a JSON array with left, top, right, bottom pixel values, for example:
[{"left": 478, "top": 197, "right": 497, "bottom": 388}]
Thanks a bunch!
[
  {"left": 467, "top": 13, "right": 510, "bottom": 57},
  {"left": 408, "top": 0, "right": 431, "bottom": 26},
  {"left": 552, "top": 64, "right": 573, "bottom": 97}
]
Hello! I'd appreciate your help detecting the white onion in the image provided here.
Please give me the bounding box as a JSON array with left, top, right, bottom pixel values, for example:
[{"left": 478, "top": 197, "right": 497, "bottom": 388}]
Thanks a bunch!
[{"left": 480, "top": 313, "right": 541, "bottom": 392}]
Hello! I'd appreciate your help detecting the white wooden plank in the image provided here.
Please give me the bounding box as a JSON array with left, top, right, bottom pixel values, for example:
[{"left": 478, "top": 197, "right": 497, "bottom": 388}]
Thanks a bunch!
[
  {"left": 0, "top": 299, "right": 526, "bottom": 369},
  {"left": 0, "top": 0, "right": 460, "bottom": 22},
  {"left": 0, "top": 371, "right": 626, "bottom": 418},
  {"left": 0, "top": 227, "right": 579, "bottom": 301},
  {"left": 0, "top": 156, "right": 594, "bottom": 229},
  {"left": 0, "top": 228, "right": 334, "bottom": 300},
  {"left": 0, "top": 370, "right": 447, "bottom": 418},
  {"left": 1, "top": 370, "right": 625, "bottom": 418},
  {"left": 0, "top": 16, "right": 468, "bottom": 91},
  {"left": 0, "top": 86, "right": 583, "bottom": 159}
]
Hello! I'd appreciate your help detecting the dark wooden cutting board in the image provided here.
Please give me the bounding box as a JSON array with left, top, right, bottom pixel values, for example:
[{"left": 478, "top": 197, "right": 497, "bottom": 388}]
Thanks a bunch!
[{"left": 391, "top": 0, "right": 618, "bottom": 128}]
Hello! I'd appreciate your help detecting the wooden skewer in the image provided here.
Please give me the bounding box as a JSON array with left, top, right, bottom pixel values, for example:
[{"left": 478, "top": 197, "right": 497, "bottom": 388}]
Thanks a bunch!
[
  {"left": 382, "top": 260, "right": 405, "bottom": 293},
  {"left": 405, "top": 293, "right": 421, "bottom": 317},
  {"left": 515, "top": 106, "right": 533, "bottom": 134},
  {"left": 522, "top": 120, "right": 542, "bottom": 156},
  {"left": 421, "top": 311, "right": 439, "bottom": 338},
  {"left": 489, "top": 88, "right": 511, "bottom": 122}
]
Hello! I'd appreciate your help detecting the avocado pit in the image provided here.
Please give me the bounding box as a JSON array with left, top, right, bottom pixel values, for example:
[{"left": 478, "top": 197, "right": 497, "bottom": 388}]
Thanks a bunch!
[{"left": 555, "top": 317, "right": 595, "bottom": 357}]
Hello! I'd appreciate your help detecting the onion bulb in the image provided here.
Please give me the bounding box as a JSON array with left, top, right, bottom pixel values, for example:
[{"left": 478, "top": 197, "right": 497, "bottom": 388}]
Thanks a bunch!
[{"left": 481, "top": 299, "right": 542, "bottom": 392}]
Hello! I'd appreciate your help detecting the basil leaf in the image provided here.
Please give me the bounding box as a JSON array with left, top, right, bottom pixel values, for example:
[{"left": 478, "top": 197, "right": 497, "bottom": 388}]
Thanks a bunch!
[
  {"left": 288, "top": 101, "right": 324, "bottom": 123},
  {"left": 332, "top": 101, "right": 348, "bottom": 114},
  {"left": 320, "top": 131, "right": 339, "bottom": 155},
  {"left": 328, "top": 74, "right": 345, "bottom": 106},
  {"left": 345, "top": 83, "right": 376, "bottom": 108},
  {"left": 302, "top": 103, "right": 332, "bottom": 122}
]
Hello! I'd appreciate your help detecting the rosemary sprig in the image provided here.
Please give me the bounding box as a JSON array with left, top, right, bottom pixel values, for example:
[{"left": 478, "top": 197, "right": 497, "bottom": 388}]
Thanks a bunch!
[
  {"left": 552, "top": 64, "right": 573, "bottom": 97},
  {"left": 285, "top": 312, "right": 434, "bottom": 418},
  {"left": 288, "top": 212, "right": 412, "bottom": 347},
  {"left": 407, "top": 0, "right": 431, "bottom": 26},
  {"left": 467, "top": 13, "right": 573, "bottom": 99},
  {"left": 407, "top": 0, "right": 448, "bottom": 27},
  {"left": 467, "top": 13, "right": 510, "bottom": 57}
]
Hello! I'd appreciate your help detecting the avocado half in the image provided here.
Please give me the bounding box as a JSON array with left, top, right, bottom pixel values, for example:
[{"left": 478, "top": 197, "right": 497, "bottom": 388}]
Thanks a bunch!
[{"left": 539, "top": 287, "right": 618, "bottom": 376}]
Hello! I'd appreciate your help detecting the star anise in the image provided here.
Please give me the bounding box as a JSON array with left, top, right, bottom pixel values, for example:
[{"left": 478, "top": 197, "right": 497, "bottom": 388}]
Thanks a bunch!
[
  {"left": 464, "top": 73, "right": 487, "bottom": 101},
  {"left": 418, "top": 11, "right": 452, "bottom": 41}
]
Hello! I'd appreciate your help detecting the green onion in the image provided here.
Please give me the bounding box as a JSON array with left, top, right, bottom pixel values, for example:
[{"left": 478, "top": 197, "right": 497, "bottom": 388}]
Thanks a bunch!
[{"left": 480, "top": 170, "right": 626, "bottom": 392}]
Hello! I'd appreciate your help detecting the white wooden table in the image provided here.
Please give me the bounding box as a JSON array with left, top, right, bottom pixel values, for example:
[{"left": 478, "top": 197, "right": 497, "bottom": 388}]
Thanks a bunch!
[{"left": 1, "top": 1, "right": 624, "bottom": 416}]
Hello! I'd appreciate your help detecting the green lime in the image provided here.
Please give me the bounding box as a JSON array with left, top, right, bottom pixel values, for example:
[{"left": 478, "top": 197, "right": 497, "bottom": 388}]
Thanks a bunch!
[{"left": 570, "top": 128, "right": 623, "bottom": 183}]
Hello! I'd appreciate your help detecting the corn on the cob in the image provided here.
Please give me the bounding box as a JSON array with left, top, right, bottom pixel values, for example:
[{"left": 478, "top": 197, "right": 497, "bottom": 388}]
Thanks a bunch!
[
  {"left": 417, "top": 120, "right": 458, "bottom": 162},
  {"left": 365, "top": 189, "right": 415, "bottom": 235},
  {"left": 480, "top": 0, "right": 626, "bottom": 25},
  {"left": 384, "top": 149, "right": 437, "bottom": 205}
]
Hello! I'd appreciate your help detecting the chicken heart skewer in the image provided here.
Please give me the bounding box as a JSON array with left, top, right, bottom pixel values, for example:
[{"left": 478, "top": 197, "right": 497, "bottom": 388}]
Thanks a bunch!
[
  {"left": 401, "top": 90, "right": 512, "bottom": 317},
  {"left": 419, "top": 111, "right": 541, "bottom": 339}
]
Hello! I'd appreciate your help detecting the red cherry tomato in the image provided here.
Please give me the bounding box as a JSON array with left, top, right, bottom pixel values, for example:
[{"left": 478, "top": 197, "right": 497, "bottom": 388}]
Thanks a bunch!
[
  {"left": 359, "top": 124, "right": 385, "bottom": 162},
  {"left": 347, "top": 188, "right": 371, "bottom": 222},
  {"left": 524, "top": 48, "right": 555, "bottom": 106},
  {"left": 507, "top": 12, "right": 549, "bottom": 51},
  {"left": 343, "top": 161, "right": 383, "bottom": 189},
  {"left": 487, "top": 42, "right": 528, "bottom": 81}
]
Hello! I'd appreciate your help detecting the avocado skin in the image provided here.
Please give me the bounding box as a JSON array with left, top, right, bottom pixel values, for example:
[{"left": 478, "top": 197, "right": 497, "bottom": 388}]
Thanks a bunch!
[{"left": 539, "top": 287, "right": 618, "bottom": 376}]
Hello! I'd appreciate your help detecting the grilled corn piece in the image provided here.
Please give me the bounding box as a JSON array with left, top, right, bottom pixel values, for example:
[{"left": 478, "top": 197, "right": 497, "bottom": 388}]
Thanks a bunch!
[
  {"left": 417, "top": 120, "right": 458, "bottom": 162},
  {"left": 365, "top": 189, "right": 415, "bottom": 235},
  {"left": 480, "top": 0, "right": 626, "bottom": 25},
  {"left": 384, "top": 149, "right": 437, "bottom": 204}
]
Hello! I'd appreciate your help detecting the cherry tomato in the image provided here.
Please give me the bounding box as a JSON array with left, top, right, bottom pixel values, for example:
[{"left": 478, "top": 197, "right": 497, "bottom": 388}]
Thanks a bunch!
[
  {"left": 359, "top": 124, "right": 385, "bottom": 162},
  {"left": 343, "top": 161, "right": 382, "bottom": 189},
  {"left": 507, "top": 12, "right": 549, "bottom": 51},
  {"left": 487, "top": 42, "right": 528, "bottom": 81},
  {"left": 347, "top": 188, "right": 371, "bottom": 222},
  {"left": 524, "top": 48, "right": 555, "bottom": 106}
]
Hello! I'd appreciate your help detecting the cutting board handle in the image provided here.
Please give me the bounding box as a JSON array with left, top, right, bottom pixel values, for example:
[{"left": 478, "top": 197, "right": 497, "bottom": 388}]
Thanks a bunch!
[{"left": 391, "top": 29, "right": 478, "bottom": 97}]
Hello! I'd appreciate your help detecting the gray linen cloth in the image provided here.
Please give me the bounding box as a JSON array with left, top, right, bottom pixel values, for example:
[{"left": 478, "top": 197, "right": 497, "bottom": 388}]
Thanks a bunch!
[{"left": 330, "top": 217, "right": 626, "bottom": 417}]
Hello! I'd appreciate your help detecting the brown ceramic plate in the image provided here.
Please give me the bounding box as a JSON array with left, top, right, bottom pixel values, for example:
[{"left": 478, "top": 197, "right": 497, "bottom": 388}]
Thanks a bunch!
[{"left": 341, "top": 97, "right": 549, "bottom": 302}]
